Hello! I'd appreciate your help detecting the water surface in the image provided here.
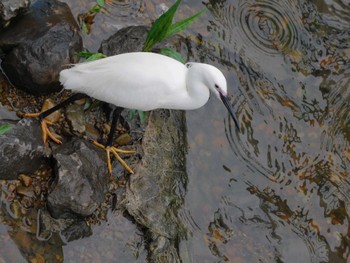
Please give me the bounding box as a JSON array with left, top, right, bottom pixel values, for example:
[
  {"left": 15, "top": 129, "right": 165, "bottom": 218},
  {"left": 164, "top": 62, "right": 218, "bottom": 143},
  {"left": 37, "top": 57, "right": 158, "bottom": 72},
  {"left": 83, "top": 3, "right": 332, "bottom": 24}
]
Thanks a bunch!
[{"left": 1, "top": 0, "right": 350, "bottom": 262}]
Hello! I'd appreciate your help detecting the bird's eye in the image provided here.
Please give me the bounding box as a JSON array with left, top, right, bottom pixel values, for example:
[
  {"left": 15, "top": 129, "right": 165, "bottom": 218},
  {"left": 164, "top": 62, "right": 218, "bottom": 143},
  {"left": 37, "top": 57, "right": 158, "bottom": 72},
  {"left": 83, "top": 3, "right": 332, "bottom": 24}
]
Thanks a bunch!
[{"left": 215, "top": 84, "right": 220, "bottom": 90}]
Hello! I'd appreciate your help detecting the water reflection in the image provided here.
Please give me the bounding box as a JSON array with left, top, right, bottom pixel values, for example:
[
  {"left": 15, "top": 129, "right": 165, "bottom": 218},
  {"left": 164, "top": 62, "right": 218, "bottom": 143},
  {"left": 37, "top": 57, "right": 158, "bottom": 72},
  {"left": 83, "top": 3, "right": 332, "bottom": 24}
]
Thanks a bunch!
[
  {"left": 238, "top": 1, "right": 301, "bottom": 56},
  {"left": 193, "top": 0, "right": 350, "bottom": 262},
  {"left": 313, "top": 0, "right": 350, "bottom": 30}
]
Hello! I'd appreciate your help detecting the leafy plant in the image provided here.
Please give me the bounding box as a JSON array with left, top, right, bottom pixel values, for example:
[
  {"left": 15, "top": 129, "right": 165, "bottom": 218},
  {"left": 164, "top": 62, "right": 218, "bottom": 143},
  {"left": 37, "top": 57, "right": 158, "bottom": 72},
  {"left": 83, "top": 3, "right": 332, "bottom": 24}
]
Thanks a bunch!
[
  {"left": 159, "top": 47, "right": 186, "bottom": 64},
  {"left": 96, "top": 0, "right": 105, "bottom": 7},
  {"left": 0, "top": 125, "right": 12, "bottom": 135},
  {"left": 75, "top": 51, "right": 107, "bottom": 62},
  {"left": 143, "top": 0, "right": 205, "bottom": 55},
  {"left": 131, "top": 0, "right": 203, "bottom": 121},
  {"left": 78, "top": 0, "right": 107, "bottom": 34}
]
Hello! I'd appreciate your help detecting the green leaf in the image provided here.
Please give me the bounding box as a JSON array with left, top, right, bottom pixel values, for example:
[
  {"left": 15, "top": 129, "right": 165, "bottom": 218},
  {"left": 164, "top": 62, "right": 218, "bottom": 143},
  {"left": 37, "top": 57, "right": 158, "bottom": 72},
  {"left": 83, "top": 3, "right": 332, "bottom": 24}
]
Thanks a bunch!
[
  {"left": 129, "top": 110, "right": 135, "bottom": 120},
  {"left": 85, "top": 53, "right": 107, "bottom": 62},
  {"left": 90, "top": 3, "right": 103, "bottom": 13},
  {"left": 143, "top": 0, "right": 182, "bottom": 51},
  {"left": 165, "top": 10, "right": 205, "bottom": 39},
  {"left": 75, "top": 51, "right": 96, "bottom": 58},
  {"left": 160, "top": 48, "right": 186, "bottom": 64},
  {"left": 96, "top": 0, "right": 105, "bottom": 7},
  {"left": 138, "top": 110, "right": 148, "bottom": 123},
  {"left": 0, "top": 125, "right": 12, "bottom": 135},
  {"left": 83, "top": 97, "right": 93, "bottom": 110},
  {"left": 74, "top": 51, "right": 106, "bottom": 61},
  {"left": 129, "top": 110, "right": 148, "bottom": 123},
  {"left": 81, "top": 21, "right": 89, "bottom": 35},
  {"left": 129, "top": 110, "right": 136, "bottom": 120}
]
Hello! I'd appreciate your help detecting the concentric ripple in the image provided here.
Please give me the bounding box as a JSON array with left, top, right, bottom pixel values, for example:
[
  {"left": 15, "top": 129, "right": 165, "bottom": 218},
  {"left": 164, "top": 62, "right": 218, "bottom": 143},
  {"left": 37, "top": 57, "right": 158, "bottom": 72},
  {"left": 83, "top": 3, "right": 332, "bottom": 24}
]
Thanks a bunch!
[
  {"left": 236, "top": 1, "right": 301, "bottom": 55},
  {"left": 314, "top": 0, "right": 350, "bottom": 29}
]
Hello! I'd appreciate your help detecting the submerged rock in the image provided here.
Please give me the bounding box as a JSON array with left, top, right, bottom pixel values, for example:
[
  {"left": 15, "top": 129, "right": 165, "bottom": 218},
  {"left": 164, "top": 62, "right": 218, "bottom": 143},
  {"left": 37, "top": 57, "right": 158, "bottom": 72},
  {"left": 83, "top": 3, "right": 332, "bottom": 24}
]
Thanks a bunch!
[
  {"left": 0, "top": 0, "right": 82, "bottom": 95},
  {"left": 47, "top": 139, "right": 109, "bottom": 219}
]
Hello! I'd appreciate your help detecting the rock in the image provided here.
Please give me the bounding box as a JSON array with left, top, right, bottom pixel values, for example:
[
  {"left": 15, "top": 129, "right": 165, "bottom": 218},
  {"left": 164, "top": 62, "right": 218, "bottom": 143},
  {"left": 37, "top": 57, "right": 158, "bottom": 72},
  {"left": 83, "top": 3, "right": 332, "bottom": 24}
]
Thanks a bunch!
[
  {"left": 47, "top": 138, "right": 109, "bottom": 219},
  {"left": 0, "top": 0, "right": 82, "bottom": 95},
  {"left": 37, "top": 208, "right": 92, "bottom": 242},
  {"left": 0, "top": 0, "right": 31, "bottom": 29},
  {"left": 0, "top": 118, "right": 48, "bottom": 180},
  {"left": 0, "top": 105, "right": 18, "bottom": 120},
  {"left": 99, "top": 25, "right": 189, "bottom": 58},
  {"left": 60, "top": 219, "right": 92, "bottom": 242},
  {"left": 65, "top": 103, "right": 86, "bottom": 134},
  {"left": 99, "top": 26, "right": 149, "bottom": 56},
  {"left": 125, "top": 110, "right": 188, "bottom": 262}
]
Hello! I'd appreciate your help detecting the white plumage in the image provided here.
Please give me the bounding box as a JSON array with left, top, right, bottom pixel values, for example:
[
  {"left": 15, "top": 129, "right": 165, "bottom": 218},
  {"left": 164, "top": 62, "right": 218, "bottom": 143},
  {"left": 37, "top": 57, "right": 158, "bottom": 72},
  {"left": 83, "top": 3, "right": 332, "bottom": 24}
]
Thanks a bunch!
[
  {"left": 24, "top": 52, "right": 238, "bottom": 176},
  {"left": 59, "top": 52, "right": 229, "bottom": 111}
]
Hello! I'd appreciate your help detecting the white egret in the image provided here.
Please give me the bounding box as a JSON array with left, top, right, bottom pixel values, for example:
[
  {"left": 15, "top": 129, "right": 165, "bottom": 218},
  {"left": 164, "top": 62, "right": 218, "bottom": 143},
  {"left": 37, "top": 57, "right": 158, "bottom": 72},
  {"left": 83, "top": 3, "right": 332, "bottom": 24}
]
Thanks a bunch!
[{"left": 25, "top": 52, "right": 239, "bottom": 175}]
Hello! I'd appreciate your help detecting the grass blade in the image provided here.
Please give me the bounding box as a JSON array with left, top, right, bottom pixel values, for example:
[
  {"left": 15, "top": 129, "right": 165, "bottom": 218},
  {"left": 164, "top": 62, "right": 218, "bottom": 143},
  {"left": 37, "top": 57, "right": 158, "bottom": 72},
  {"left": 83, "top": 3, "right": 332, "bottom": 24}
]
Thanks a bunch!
[
  {"left": 96, "top": 0, "right": 105, "bottom": 7},
  {"left": 165, "top": 10, "right": 205, "bottom": 39},
  {"left": 160, "top": 48, "right": 186, "bottom": 64},
  {"left": 143, "top": 0, "right": 182, "bottom": 51},
  {"left": 0, "top": 125, "right": 12, "bottom": 135},
  {"left": 75, "top": 51, "right": 107, "bottom": 61}
]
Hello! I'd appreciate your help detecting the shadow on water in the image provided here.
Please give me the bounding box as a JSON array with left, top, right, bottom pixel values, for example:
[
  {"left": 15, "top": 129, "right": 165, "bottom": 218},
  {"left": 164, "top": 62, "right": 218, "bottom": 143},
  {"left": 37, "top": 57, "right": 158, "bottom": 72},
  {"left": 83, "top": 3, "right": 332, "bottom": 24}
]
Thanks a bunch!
[{"left": 1, "top": 0, "right": 350, "bottom": 262}]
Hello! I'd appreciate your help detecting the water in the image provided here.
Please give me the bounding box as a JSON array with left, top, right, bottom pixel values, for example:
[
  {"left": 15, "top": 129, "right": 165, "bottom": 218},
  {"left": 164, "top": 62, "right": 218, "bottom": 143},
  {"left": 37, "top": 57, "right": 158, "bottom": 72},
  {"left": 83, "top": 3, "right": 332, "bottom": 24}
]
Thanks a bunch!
[
  {"left": 1, "top": 0, "right": 350, "bottom": 262},
  {"left": 182, "top": 0, "right": 350, "bottom": 262}
]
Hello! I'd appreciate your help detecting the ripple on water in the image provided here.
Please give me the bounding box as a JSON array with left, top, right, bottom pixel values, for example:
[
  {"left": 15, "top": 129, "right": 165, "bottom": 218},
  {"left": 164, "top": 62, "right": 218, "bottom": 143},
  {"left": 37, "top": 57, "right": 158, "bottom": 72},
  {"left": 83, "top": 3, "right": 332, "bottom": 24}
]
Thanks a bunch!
[
  {"left": 102, "top": 0, "right": 141, "bottom": 18},
  {"left": 236, "top": 0, "right": 302, "bottom": 56},
  {"left": 313, "top": 0, "right": 350, "bottom": 30}
]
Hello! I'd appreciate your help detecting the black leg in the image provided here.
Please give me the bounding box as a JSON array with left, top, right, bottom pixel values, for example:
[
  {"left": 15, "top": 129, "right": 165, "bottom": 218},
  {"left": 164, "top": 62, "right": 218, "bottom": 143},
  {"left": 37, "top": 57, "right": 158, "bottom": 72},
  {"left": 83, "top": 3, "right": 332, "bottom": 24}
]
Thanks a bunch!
[
  {"left": 38, "top": 93, "right": 88, "bottom": 121},
  {"left": 106, "top": 107, "right": 124, "bottom": 147}
]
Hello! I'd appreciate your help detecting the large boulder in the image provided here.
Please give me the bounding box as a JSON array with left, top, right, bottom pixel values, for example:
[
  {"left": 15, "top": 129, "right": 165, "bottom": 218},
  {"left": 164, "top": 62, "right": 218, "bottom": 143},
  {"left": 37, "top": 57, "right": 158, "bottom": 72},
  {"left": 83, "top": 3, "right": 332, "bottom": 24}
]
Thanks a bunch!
[{"left": 0, "top": 0, "right": 82, "bottom": 95}]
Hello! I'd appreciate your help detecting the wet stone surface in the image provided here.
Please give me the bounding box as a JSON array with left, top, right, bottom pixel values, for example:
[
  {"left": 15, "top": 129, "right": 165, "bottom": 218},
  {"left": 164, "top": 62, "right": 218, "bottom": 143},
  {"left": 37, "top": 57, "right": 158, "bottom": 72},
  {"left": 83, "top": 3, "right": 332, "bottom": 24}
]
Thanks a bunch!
[
  {"left": 125, "top": 109, "right": 188, "bottom": 262},
  {"left": 0, "top": 0, "right": 82, "bottom": 95},
  {"left": 48, "top": 138, "right": 109, "bottom": 219},
  {"left": 0, "top": 118, "right": 48, "bottom": 180}
]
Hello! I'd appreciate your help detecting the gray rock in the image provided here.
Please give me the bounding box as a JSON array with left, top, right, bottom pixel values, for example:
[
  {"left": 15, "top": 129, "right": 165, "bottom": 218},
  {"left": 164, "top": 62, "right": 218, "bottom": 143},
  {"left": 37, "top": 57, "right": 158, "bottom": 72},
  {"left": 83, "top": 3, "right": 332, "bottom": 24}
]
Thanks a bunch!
[
  {"left": 99, "top": 26, "right": 149, "bottom": 56},
  {"left": 0, "top": 118, "right": 48, "bottom": 180},
  {"left": 125, "top": 110, "right": 188, "bottom": 262},
  {"left": 0, "top": 0, "right": 31, "bottom": 29},
  {"left": 99, "top": 25, "right": 189, "bottom": 59},
  {"left": 0, "top": 0, "right": 82, "bottom": 95},
  {"left": 47, "top": 139, "right": 109, "bottom": 219},
  {"left": 60, "top": 219, "right": 92, "bottom": 242}
]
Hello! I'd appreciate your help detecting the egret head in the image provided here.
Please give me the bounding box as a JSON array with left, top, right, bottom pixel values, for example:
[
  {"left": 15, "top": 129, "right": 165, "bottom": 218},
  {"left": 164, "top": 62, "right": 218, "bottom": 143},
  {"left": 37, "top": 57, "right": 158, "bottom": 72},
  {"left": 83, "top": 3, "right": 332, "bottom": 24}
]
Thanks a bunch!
[
  {"left": 186, "top": 62, "right": 240, "bottom": 129},
  {"left": 186, "top": 63, "right": 227, "bottom": 99}
]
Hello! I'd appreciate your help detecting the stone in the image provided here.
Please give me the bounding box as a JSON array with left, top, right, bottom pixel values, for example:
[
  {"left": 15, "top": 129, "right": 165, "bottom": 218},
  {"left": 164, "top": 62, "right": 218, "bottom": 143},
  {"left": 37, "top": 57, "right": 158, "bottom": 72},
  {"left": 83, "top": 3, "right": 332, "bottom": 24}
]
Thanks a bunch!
[
  {"left": 47, "top": 138, "right": 109, "bottom": 219},
  {"left": 0, "top": 118, "right": 48, "bottom": 180},
  {"left": 125, "top": 110, "right": 188, "bottom": 262},
  {"left": 0, "top": 0, "right": 82, "bottom": 95},
  {"left": 0, "top": 0, "right": 31, "bottom": 29}
]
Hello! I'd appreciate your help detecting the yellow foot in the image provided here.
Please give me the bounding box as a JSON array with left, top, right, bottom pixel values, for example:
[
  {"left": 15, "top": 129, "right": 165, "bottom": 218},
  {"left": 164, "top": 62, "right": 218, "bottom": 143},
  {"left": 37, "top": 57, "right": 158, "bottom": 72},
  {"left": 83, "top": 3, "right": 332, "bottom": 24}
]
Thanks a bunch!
[
  {"left": 24, "top": 112, "right": 62, "bottom": 145},
  {"left": 92, "top": 141, "right": 135, "bottom": 175}
]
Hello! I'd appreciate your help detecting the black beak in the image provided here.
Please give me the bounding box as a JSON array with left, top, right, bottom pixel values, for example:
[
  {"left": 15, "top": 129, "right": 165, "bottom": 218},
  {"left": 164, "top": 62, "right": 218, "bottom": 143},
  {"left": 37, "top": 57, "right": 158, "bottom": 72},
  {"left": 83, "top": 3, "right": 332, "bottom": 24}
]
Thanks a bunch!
[{"left": 220, "top": 92, "right": 240, "bottom": 130}]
